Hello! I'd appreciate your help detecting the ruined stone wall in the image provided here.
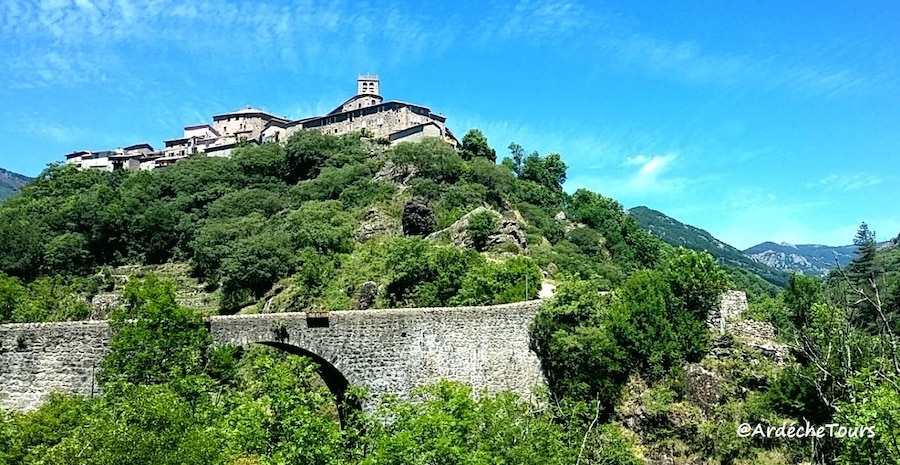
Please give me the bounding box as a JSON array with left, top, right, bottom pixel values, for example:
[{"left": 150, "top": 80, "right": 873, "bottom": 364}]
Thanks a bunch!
[
  {"left": 1, "top": 301, "right": 545, "bottom": 412},
  {"left": 707, "top": 290, "right": 748, "bottom": 333},
  {"left": 0, "top": 321, "right": 111, "bottom": 411}
]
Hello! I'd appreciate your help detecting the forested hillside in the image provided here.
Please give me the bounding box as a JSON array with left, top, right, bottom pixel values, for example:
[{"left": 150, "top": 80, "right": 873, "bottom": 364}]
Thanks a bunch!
[
  {"left": 0, "top": 167, "right": 30, "bottom": 201},
  {"left": 629, "top": 205, "right": 787, "bottom": 295},
  {"left": 0, "top": 131, "right": 662, "bottom": 322},
  {"left": 1, "top": 130, "right": 899, "bottom": 464}
]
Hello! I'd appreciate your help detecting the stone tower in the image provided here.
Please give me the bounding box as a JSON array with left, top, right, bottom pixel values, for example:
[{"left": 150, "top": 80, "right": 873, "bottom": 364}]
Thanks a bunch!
[{"left": 357, "top": 74, "right": 380, "bottom": 95}]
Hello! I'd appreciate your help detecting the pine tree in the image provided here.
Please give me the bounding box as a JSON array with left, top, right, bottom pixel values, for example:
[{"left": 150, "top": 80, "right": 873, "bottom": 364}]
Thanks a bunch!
[
  {"left": 847, "top": 222, "right": 882, "bottom": 332},
  {"left": 848, "top": 222, "right": 878, "bottom": 287}
]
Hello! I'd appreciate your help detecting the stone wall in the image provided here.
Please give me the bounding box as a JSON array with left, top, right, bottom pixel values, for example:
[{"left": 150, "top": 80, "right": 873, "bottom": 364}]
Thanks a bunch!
[
  {"left": 1, "top": 301, "right": 545, "bottom": 412},
  {"left": 707, "top": 290, "right": 748, "bottom": 333},
  {"left": 289, "top": 104, "right": 446, "bottom": 140},
  {"left": 210, "top": 301, "right": 545, "bottom": 408},
  {"left": 0, "top": 321, "right": 111, "bottom": 411}
]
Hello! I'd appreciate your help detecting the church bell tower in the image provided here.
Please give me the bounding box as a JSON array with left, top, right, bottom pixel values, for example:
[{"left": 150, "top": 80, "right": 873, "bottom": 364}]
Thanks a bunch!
[{"left": 357, "top": 74, "right": 380, "bottom": 95}]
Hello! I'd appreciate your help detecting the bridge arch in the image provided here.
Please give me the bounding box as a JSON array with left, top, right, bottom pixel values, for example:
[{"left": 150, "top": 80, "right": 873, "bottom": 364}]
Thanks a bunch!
[{"left": 256, "top": 341, "right": 362, "bottom": 428}]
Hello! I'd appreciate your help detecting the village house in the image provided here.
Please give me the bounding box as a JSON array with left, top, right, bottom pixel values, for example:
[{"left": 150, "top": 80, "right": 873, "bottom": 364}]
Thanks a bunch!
[
  {"left": 64, "top": 143, "right": 156, "bottom": 172},
  {"left": 65, "top": 75, "right": 458, "bottom": 171}
]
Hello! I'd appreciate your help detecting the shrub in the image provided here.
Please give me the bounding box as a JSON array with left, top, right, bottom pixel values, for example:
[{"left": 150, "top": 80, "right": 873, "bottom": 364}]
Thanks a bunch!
[{"left": 467, "top": 211, "right": 499, "bottom": 251}]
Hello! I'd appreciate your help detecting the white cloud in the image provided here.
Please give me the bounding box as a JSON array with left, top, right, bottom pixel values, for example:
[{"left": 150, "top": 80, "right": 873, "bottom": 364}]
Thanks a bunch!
[
  {"left": 621, "top": 154, "right": 649, "bottom": 166},
  {"left": 636, "top": 154, "right": 676, "bottom": 178},
  {"left": 0, "top": 0, "right": 453, "bottom": 87},
  {"left": 24, "top": 120, "right": 78, "bottom": 143},
  {"left": 808, "top": 173, "right": 885, "bottom": 191},
  {"left": 470, "top": 1, "right": 881, "bottom": 97},
  {"left": 612, "top": 153, "right": 678, "bottom": 191}
]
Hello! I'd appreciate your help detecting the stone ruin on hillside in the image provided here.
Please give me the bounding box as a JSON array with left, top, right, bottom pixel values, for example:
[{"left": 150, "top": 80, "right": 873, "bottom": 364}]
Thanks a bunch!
[{"left": 707, "top": 290, "right": 748, "bottom": 333}]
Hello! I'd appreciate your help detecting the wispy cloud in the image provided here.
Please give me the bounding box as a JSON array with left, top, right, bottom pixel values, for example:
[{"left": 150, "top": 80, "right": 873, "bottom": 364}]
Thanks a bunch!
[
  {"left": 568, "top": 152, "right": 689, "bottom": 198},
  {"left": 623, "top": 153, "right": 678, "bottom": 189},
  {"left": 808, "top": 173, "right": 885, "bottom": 191},
  {"left": 2, "top": 0, "right": 887, "bottom": 98},
  {"left": 0, "top": 0, "right": 452, "bottom": 87},
  {"left": 24, "top": 120, "right": 79, "bottom": 143},
  {"left": 470, "top": 1, "right": 882, "bottom": 97},
  {"left": 477, "top": 0, "right": 593, "bottom": 43}
]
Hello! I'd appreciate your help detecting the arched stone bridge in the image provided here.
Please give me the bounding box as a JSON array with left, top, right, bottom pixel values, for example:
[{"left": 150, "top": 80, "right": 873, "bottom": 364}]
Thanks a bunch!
[{"left": 0, "top": 301, "right": 546, "bottom": 418}]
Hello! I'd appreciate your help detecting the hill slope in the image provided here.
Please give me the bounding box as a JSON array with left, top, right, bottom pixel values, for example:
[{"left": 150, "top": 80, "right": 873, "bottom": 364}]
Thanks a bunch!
[
  {"left": 0, "top": 167, "right": 31, "bottom": 201},
  {"left": 743, "top": 241, "right": 856, "bottom": 276},
  {"left": 744, "top": 239, "right": 897, "bottom": 276},
  {"left": 629, "top": 206, "right": 789, "bottom": 288}
]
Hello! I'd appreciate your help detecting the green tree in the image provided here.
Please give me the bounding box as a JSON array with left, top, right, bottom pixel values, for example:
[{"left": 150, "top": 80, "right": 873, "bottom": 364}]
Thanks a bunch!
[
  {"left": 467, "top": 210, "right": 499, "bottom": 251},
  {"left": 835, "top": 372, "right": 900, "bottom": 464},
  {"left": 0, "top": 211, "right": 43, "bottom": 279},
  {"left": 521, "top": 152, "right": 567, "bottom": 191},
  {"left": 284, "top": 130, "right": 367, "bottom": 183},
  {"left": 848, "top": 222, "right": 878, "bottom": 286},
  {"left": 219, "top": 230, "right": 296, "bottom": 313},
  {"left": 661, "top": 247, "right": 729, "bottom": 323},
  {"left": 284, "top": 200, "right": 354, "bottom": 254},
  {"left": 460, "top": 128, "right": 497, "bottom": 162},
  {"left": 783, "top": 273, "right": 823, "bottom": 329},
  {"left": 846, "top": 222, "right": 883, "bottom": 331},
  {"left": 529, "top": 280, "right": 629, "bottom": 414},
  {"left": 610, "top": 270, "right": 683, "bottom": 380},
  {"left": 391, "top": 138, "right": 465, "bottom": 184},
  {"left": 38, "top": 385, "right": 224, "bottom": 465},
  {"left": 220, "top": 351, "right": 344, "bottom": 465},
  {"left": 0, "top": 273, "right": 24, "bottom": 323},
  {"left": 452, "top": 256, "right": 542, "bottom": 305},
  {"left": 508, "top": 142, "right": 525, "bottom": 177},
  {"left": 98, "top": 276, "right": 211, "bottom": 387},
  {"left": 42, "top": 232, "right": 91, "bottom": 276},
  {"left": 207, "top": 188, "right": 285, "bottom": 219},
  {"left": 362, "top": 381, "right": 576, "bottom": 465}
]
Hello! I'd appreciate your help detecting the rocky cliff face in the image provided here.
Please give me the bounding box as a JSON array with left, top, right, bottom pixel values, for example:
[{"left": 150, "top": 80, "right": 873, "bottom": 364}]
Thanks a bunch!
[
  {"left": 426, "top": 207, "right": 528, "bottom": 253},
  {"left": 744, "top": 241, "right": 856, "bottom": 276}
]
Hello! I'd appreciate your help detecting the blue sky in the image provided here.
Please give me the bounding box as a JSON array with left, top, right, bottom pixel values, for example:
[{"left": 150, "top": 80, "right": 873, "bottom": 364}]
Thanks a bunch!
[{"left": 1, "top": 0, "right": 898, "bottom": 249}]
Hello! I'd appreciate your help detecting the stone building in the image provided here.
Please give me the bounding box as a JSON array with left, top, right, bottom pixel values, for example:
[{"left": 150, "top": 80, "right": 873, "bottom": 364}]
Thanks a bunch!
[
  {"left": 65, "top": 143, "right": 156, "bottom": 172},
  {"left": 276, "top": 75, "right": 458, "bottom": 146},
  {"left": 65, "top": 75, "right": 457, "bottom": 171}
]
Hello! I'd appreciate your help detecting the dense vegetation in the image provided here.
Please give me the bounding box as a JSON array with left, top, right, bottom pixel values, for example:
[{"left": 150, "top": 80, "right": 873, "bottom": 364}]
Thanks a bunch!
[
  {"left": 0, "top": 130, "right": 664, "bottom": 321},
  {"left": 628, "top": 206, "right": 789, "bottom": 292},
  {"left": 2, "top": 129, "right": 899, "bottom": 463},
  {"left": 0, "top": 277, "right": 610, "bottom": 464}
]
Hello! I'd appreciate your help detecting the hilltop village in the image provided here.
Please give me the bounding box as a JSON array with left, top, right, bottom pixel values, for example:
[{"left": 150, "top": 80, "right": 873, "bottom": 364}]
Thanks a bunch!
[{"left": 65, "top": 75, "right": 458, "bottom": 171}]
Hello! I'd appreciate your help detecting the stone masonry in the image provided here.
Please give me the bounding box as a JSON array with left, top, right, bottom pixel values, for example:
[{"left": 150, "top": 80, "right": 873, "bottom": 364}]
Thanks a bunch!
[
  {"left": 1, "top": 301, "right": 544, "bottom": 412},
  {"left": 0, "top": 321, "right": 111, "bottom": 411},
  {"left": 707, "top": 290, "right": 748, "bottom": 333}
]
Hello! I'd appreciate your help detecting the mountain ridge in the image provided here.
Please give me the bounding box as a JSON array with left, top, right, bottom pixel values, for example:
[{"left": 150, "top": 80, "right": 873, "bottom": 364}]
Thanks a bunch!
[
  {"left": 744, "top": 239, "right": 894, "bottom": 276},
  {"left": 628, "top": 205, "right": 790, "bottom": 289},
  {"left": 0, "top": 167, "right": 32, "bottom": 201}
]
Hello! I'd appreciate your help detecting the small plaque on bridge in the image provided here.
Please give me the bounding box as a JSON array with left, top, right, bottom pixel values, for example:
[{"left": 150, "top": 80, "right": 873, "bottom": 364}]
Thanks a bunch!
[{"left": 306, "top": 312, "right": 330, "bottom": 328}]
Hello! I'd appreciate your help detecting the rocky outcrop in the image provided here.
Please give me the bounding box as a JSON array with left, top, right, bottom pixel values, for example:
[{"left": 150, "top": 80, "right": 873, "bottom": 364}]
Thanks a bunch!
[
  {"left": 426, "top": 207, "right": 528, "bottom": 252},
  {"left": 356, "top": 207, "right": 398, "bottom": 242},
  {"left": 731, "top": 320, "right": 791, "bottom": 365},
  {"left": 683, "top": 363, "right": 723, "bottom": 413},
  {"left": 90, "top": 294, "right": 122, "bottom": 320},
  {"left": 354, "top": 281, "right": 378, "bottom": 310},
  {"left": 373, "top": 161, "right": 416, "bottom": 186}
]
